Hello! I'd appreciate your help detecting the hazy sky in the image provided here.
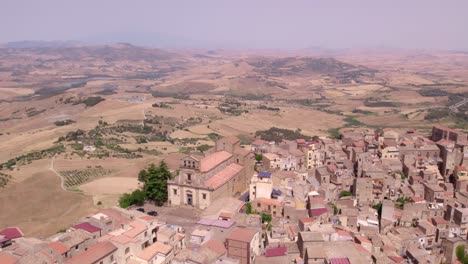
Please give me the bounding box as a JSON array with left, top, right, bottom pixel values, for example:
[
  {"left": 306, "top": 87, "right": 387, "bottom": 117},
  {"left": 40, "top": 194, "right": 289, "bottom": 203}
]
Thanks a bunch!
[{"left": 1, "top": 0, "right": 467, "bottom": 50}]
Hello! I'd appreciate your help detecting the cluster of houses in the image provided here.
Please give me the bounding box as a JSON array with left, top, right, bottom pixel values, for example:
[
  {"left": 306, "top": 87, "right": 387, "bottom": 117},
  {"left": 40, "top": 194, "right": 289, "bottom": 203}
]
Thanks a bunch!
[
  {"left": 0, "top": 208, "right": 185, "bottom": 264},
  {"left": 247, "top": 125, "right": 467, "bottom": 264},
  {"left": 1, "top": 126, "right": 467, "bottom": 264}
]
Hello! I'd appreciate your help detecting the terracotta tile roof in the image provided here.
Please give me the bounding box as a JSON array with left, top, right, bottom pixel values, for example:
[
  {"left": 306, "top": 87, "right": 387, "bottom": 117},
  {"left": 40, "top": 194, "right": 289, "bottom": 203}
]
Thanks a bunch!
[
  {"left": 110, "top": 234, "right": 139, "bottom": 244},
  {"left": 437, "top": 139, "right": 454, "bottom": 146},
  {"left": 11, "top": 246, "right": 28, "bottom": 257},
  {"left": 388, "top": 255, "right": 405, "bottom": 263},
  {"left": 286, "top": 224, "right": 296, "bottom": 239},
  {"left": 309, "top": 196, "right": 326, "bottom": 207},
  {"left": 305, "top": 245, "right": 327, "bottom": 258},
  {"left": 290, "top": 149, "right": 305, "bottom": 157},
  {"left": 263, "top": 153, "right": 279, "bottom": 160},
  {"left": 234, "top": 146, "right": 251, "bottom": 157},
  {"left": 97, "top": 209, "right": 131, "bottom": 227},
  {"left": 139, "top": 215, "right": 158, "bottom": 222},
  {"left": 431, "top": 217, "right": 447, "bottom": 225},
  {"left": 0, "top": 227, "right": 23, "bottom": 240},
  {"left": 204, "top": 163, "right": 243, "bottom": 189},
  {"left": 47, "top": 242, "right": 69, "bottom": 255},
  {"left": 257, "top": 197, "right": 283, "bottom": 207},
  {"left": 354, "top": 235, "right": 371, "bottom": 244},
  {"left": 433, "top": 125, "right": 459, "bottom": 133},
  {"left": 330, "top": 257, "right": 351, "bottom": 264},
  {"left": 58, "top": 229, "right": 91, "bottom": 248},
  {"left": 0, "top": 252, "right": 18, "bottom": 264},
  {"left": 355, "top": 244, "right": 370, "bottom": 253},
  {"left": 336, "top": 230, "right": 352, "bottom": 238},
  {"left": 202, "top": 239, "right": 226, "bottom": 256},
  {"left": 72, "top": 222, "right": 101, "bottom": 234},
  {"left": 410, "top": 196, "right": 425, "bottom": 203},
  {"left": 383, "top": 139, "right": 397, "bottom": 147},
  {"left": 381, "top": 245, "right": 396, "bottom": 252},
  {"left": 296, "top": 139, "right": 306, "bottom": 144},
  {"left": 353, "top": 141, "right": 365, "bottom": 147},
  {"left": 300, "top": 217, "right": 316, "bottom": 224},
  {"left": 122, "top": 221, "right": 147, "bottom": 238},
  {"left": 265, "top": 246, "right": 287, "bottom": 257},
  {"left": 252, "top": 139, "right": 268, "bottom": 146},
  {"left": 200, "top": 151, "right": 233, "bottom": 173},
  {"left": 394, "top": 211, "right": 402, "bottom": 218},
  {"left": 226, "top": 227, "right": 258, "bottom": 243},
  {"left": 65, "top": 241, "right": 117, "bottom": 264},
  {"left": 137, "top": 241, "right": 173, "bottom": 261},
  {"left": 327, "top": 164, "right": 338, "bottom": 172},
  {"left": 309, "top": 208, "right": 327, "bottom": 217},
  {"left": 219, "top": 212, "right": 233, "bottom": 219},
  {"left": 127, "top": 260, "right": 144, "bottom": 264}
]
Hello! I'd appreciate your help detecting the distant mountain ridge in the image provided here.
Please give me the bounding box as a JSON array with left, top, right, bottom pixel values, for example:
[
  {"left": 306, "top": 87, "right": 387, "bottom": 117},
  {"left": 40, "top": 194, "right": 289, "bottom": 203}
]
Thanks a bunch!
[
  {"left": 1, "top": 41, "right": 177, "bottom": 61},
  {"left": 4, "top": 40, "right": 83, "bottom": 49}
]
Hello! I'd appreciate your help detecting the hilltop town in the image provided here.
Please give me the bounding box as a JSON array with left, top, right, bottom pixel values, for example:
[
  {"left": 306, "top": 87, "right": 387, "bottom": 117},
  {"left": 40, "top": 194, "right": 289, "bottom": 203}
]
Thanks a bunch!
[
  {"left": 0, "top": 42, "right": 467, "bottom": 264},
  {"left": 2, "top": 0, "right": 468, "bottom": 263},
  {"left": 1, "top": 124, "right": 467, "bottom": 264}
]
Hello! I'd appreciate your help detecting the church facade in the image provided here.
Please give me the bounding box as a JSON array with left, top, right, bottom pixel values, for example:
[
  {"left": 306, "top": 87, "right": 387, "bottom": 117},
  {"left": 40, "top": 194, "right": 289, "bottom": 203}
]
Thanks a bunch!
[{"left": 167, "top": 137, "right": 254, "bottom": 209}]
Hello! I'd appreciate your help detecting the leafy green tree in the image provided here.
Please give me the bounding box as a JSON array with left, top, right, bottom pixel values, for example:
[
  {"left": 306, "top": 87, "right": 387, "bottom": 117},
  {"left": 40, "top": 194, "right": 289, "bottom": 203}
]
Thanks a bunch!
[
  {"left": 196, "top": 144, "right": 211, "bottom": 153},
  {"left": 255, "top": 154, "right": 263, "bottom": 162},
  {"left": 119, "top": 189, "right": 146, "bottom": 208},
  {"left": 330, "top": 203, "right": 338, "bottom": 215},
  {"left": 144, "top": 161, "right": 172, "bottom": 205},
  {"left": 372, "top": 202, "right": 383, "bottom": 220},
  {"left": 245, "top": 203, "right": 252, "bottom": 214},
  {"left": 456, "top": 245, "right": 468, "bottom": 264},
  {"left": 138, "top": 169, "right": 147, "bottom": 183},
  {"left": 396, "top": 196, "right": 411, "bottom": 209},
  {"left": 339, "top": 190, "right": 352, "bottom": 198},
  {"left": 261, "top": 213, "right": 272, "bottom": 223}
]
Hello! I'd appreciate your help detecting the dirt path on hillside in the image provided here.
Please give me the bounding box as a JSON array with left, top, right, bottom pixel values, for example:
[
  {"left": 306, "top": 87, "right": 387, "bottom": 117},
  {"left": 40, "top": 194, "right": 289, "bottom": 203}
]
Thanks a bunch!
[{"left": 49, "top": 156, "right": 66, "bottom": 191}]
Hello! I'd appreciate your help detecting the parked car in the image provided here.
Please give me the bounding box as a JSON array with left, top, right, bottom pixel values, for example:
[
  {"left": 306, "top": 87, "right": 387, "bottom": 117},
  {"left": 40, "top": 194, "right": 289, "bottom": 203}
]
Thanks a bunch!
[
  {"left": 136, "top": 208, "right": 145, "bottom": 213},
  {"left": 147, "top": 211, "right": 158, "bottom": 216}
]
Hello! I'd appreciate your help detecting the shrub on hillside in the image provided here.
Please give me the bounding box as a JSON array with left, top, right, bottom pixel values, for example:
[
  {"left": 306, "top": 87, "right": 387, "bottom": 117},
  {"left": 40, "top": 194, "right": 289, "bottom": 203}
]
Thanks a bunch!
[{"left": 119, "top": 189, "right": 146, "bottom": 208}]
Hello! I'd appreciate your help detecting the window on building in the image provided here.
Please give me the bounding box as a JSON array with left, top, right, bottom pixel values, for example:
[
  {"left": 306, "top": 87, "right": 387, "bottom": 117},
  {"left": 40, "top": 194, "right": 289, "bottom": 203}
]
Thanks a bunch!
[
  {"left": 125, "top": 247, "right": 130, "bottom": 254},
  {"left": 75, "top": 245, "right": 78, "bottom": 250},
  {"left": 202, "top": 193, "right": 207, "bottom": 199},
  {"left": 173, "top": 189, "right": 177, "bottom": 195},
  {"left": 257, "top": 203, "right": 261, "bottom": 207},
  {"left": 110, "top": 255, "right": 114, "bottom": 262},
  {"left": 187, "top": 174, "right": 192, "bottom": 181},
  {"left": 144, "top": 231, "right": 148, "bottom": 237}
]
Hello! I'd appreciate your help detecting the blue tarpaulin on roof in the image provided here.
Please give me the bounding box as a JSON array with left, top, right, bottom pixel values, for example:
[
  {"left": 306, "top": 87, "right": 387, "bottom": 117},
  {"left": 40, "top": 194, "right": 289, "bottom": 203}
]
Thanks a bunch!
[
  {"left": 258, "top": 172, "right": 271, "bottom": 178},
  {"left": 271, "top": 188, "right": 282, "bottom": 196}
]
